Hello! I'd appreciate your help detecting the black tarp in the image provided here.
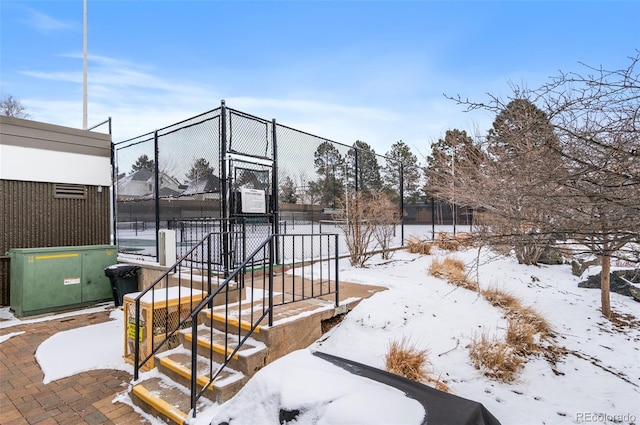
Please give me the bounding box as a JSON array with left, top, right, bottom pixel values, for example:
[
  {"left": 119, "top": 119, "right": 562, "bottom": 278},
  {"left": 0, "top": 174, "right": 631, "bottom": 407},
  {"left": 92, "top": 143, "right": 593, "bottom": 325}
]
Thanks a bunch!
[{"left": 313, "top": 351, "right": 502, "bottom": 425}]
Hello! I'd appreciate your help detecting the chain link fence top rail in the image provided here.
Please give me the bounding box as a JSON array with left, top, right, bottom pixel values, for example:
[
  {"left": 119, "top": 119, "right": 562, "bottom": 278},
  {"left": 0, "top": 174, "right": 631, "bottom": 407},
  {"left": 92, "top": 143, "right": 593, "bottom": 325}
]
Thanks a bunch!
[{"left": 113, "top": 103, "right": 410, "bottom": 260}]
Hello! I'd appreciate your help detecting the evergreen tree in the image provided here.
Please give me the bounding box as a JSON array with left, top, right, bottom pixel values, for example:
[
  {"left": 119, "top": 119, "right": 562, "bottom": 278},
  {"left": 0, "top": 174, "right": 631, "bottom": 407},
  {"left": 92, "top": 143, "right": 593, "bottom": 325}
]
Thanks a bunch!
[
  {"left": 186, "top": 158, "right": 214, "bottom": 181},
  {"left": 131, "top": 154, "right": 155, "bottom": 173},
  {"left": 309, "top": 141, "right": 345, "bottom": 207},
  {"left": 424, "top": 129, "right": 476, "bottom": 199},
  {"left": 383, "top": 140, "right": 421, "bottom": 205},
  {"left": 347, "top": 140, "right": 382, "bottom": 195},
  {"left": 279, "top": 175, "right": 298, "bottom": 204}
]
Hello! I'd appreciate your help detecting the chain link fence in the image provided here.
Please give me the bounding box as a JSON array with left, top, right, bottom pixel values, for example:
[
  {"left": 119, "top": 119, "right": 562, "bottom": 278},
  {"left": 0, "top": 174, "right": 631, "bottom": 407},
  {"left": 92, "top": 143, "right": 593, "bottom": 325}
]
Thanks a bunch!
[{"left": 113, "top": 101, "right": 471, "bottom": 263}]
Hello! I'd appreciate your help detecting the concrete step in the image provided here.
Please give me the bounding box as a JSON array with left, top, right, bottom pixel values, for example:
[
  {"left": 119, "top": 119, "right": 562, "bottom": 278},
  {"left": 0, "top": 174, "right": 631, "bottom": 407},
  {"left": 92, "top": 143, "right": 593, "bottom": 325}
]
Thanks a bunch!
[
  {"left": 202, "top": 295, "right": 348, "bottom": 364},
  {"left": 167, "top": 271, "right": 245, "bottom": 306},
  {"left": 180, "top": 324, "right": 268, "bottom": 376},
  {"left": 156, "top": 347, "right": 247, "bottom": 404},
  {"left": 130, "top": 376, "right": 214, "bottom": 425}
]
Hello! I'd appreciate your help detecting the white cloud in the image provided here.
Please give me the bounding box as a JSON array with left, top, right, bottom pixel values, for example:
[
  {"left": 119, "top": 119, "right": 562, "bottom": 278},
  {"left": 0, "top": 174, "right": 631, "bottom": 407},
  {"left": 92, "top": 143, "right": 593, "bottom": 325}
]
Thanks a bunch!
[
  {"left": 20, "top": 52, "right": 496, "bottom": 159},
  {"left": 23, "top": 8, "right": 75, "bottom": 32}
]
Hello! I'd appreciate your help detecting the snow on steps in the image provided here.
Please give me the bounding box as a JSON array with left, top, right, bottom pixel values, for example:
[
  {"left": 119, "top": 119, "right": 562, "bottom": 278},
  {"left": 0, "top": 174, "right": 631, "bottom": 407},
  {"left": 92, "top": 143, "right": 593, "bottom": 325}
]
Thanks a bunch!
[
  {"left": 130, "top": 295, "right": 356, "bottom": 424},
  {"left": 166, "top": 271, "right": 245, "bottom": 306},
  {"left": 156, "top": 347, "right": 246, "bottom": 403},
  {"left": 181, "top": 324, "right": 268, "bottom": 376},
  {"left": 131, "top": 375, "right": 213, "bottom": 425}
]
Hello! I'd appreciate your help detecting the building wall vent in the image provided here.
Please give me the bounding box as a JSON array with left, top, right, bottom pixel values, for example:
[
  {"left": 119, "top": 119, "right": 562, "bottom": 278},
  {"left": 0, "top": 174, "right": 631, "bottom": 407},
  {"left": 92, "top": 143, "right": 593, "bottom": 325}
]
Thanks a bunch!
[{"left": 54, "top": 184, "right": 87, "bottom": 199}]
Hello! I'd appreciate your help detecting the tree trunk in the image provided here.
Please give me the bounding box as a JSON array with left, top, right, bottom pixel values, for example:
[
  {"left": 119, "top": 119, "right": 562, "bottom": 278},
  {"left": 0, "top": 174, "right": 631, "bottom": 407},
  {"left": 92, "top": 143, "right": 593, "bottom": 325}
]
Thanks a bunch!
[{"left": 600, "top": 255, "right": 611, "bottom": 319}]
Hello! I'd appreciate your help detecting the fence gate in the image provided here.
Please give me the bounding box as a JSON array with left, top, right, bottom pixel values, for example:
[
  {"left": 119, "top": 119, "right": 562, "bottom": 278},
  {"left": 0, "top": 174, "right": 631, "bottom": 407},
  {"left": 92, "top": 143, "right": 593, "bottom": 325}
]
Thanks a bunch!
[{"left": 222, "top": 105, "right": 279, "bottom": 270}]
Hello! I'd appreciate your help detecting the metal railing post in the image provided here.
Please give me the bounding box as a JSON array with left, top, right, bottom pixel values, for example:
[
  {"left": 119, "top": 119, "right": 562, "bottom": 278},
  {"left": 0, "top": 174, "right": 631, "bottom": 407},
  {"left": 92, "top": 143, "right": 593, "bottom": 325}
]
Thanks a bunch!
[
  {"left": 190, "top": 315, "right": 198, "bottom": 416},
  {"left": 134, "top": 300, "right": 140, "bottom": 381},
  {"left": 207, "top": 234, "right": 213, "bottom": 309},
  {"left": 334, "top": 234, "right": 339, "bottom": 307},
  {"left": 268, "top": 237, "right": 274, "bottom": 326}
]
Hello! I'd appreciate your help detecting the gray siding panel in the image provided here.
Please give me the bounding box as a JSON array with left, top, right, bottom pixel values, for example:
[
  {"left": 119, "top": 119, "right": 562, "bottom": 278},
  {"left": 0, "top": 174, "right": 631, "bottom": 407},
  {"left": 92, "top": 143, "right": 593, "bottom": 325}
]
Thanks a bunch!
[{"left": 0, "top": 115, "right": 111, "bottom": 157}]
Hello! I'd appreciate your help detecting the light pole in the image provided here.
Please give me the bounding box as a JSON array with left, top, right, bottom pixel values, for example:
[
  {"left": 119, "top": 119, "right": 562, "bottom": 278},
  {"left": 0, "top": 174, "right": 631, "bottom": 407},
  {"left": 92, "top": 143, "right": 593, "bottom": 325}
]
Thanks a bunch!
[{"left": 82, "top": 0, "right": 88, "bottom": 129}]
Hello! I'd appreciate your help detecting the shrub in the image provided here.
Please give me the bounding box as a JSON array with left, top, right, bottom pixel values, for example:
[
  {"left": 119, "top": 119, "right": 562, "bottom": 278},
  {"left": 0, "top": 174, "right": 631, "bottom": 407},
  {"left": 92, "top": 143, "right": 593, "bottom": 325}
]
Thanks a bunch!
[
  {"left": 509, "top": 305, "right": 552, "bottom": 338},
  {"left": 435, "top": 233, "right": 460, "bottom": 251},
  {"left": 385, "top": 337, "right": 430, "bottom": 382},
  {"left": 455, "top": 232, "right": 475, "bottom": 248},
  {"left": 407, "top": 237, "right": 433, "bottom": 255},
  {"left": 385, "top": 337, "right": 450, "bottom": 392},
  {"left": 505, "top": 317, "right": 540, "bottom": 355},
  {"left": 481, "top": 287, "right": 522, "bottom": 311},
  {"left": 429, "top": 257, "right": 478, "bottom": 291},
  {"left": 468, "top": 334, "right": 524, "bottom": 382}
]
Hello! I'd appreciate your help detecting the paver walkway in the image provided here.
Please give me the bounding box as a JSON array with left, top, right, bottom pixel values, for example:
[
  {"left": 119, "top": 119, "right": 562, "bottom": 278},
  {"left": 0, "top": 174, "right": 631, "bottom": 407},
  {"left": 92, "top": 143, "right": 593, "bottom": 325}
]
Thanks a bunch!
[
  {"left": 0, "top": 279, "right": 386, "bottom": 424},
  {"left": 0, "top": 309, "right": 149, "bottom": 425}
]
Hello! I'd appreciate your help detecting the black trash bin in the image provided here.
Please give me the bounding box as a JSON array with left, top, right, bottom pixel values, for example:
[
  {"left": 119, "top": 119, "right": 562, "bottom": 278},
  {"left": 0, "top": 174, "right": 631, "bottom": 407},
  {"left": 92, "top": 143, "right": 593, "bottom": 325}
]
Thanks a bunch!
[{"left": 104, "top": 264, "right": 140, "bottom": 307}]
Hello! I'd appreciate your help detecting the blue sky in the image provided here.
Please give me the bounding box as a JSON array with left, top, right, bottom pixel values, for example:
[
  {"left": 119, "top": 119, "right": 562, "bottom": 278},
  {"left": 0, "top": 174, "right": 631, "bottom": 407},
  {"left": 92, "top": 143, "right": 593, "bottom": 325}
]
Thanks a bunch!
[{"left": 1, "top": 0, "right": 638, "bottom": 156}]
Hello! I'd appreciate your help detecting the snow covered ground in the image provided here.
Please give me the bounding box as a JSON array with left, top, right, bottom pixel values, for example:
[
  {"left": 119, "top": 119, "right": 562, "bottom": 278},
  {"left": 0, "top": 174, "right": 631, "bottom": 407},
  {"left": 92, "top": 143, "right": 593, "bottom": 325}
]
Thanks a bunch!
[{"left": 1, "top": 245, "right": 638, "bottom": 425}]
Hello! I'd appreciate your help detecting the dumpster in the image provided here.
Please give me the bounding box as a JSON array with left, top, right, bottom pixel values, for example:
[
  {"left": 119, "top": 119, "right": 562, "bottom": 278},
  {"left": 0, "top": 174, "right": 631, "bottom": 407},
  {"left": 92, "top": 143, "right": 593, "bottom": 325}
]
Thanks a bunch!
[{"left": 104, "top": 264, "right": 140, "bottom": 307}]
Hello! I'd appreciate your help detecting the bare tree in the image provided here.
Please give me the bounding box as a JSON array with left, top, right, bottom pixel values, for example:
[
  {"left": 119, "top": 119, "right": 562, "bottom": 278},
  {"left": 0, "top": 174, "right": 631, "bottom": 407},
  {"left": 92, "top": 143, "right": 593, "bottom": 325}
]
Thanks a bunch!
[
  {"left": 335, "top": 192, "right": 377, "bottom": 267},
  {"left": 425, "top": 109, "right": 561, "bottom": 266},
  {"left": 533, "top": 53, "right": 640, "bottom": 318},
  {"left": 0, "top": 95, "right": 29, "bottom": 118},
  {"left": 446, "top": 52, "right": 640, "bottom": 319},
  {"left": 370, "top": 192, "right": 402, "bottom": 260}
]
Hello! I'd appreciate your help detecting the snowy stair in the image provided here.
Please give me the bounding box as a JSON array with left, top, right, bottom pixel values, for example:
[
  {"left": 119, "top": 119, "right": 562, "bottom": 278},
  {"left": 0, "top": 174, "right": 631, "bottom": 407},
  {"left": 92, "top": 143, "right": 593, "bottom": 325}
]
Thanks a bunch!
[
  {"left": 129, "top": 287, "right": 353, "bottom": 424},
  {"left": 167, "top": 270, "right": 245, "bottom": 306},
  {"left": 131, "top": 376, "right": 213, "bottom": 425}
]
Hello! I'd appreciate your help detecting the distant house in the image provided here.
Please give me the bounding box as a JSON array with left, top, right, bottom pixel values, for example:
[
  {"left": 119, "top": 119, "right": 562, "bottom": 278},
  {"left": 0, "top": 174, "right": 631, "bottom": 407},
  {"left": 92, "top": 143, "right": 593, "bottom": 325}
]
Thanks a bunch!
[
  {"left": 117, "top": 169, "right": 182, "bottom": 200},
  {"left": 181, "top": 174, "right": 222, "bottom": 200}
]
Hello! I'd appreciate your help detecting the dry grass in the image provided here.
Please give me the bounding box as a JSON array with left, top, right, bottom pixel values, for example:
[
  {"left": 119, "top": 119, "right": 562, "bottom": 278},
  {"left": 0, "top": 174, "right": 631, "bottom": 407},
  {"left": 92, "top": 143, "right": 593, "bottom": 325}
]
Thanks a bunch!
[
  {"left": 407, "top": 236, "right": 433, "bottom": 255},
  {"left": 505, "top": 317, "right": 540, "bottom": 355},
  {"left": 429, "top": 257, "right": 465, "bottom": 277},
  {"left": 433, "top": 379, "right": 451, "bottom": 393},
  {"left": 429, "top": 257, "right": 478, "bottom": 291},
  {"left": 454, "top": 232, "right": 475, "bottom": 248},
  {"left": 481, "top": 287, "right": 522, "bottom": 311},
  {"left": 385, "top": 337, "right": 450, "bottom": 392},
  {"left": 481, "top": 287, "right": 552, "bottom": 338},
  {"left": 509, "top": 305, "right": 552, "bottom": 338},
  {"left": 466, "top": 289, "right": 554, "bottom": 383},
  {"left": 386, "top": 337, "right": 430, "bottom": 382},
  {"left": 468, "top": 333, "right": 524, "bottom": 382},
  {"left": 435, "top": 233, "right": 460, "bottom": 251},
  {"left": 447, "top": 269, "right": 479, "bottom": 291}
]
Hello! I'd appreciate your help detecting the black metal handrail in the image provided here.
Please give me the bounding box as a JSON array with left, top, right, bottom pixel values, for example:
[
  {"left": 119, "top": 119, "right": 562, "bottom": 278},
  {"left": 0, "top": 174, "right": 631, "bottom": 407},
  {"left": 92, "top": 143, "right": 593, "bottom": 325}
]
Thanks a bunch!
[
  {"left": 132, "top": 230, "right": 245, "bottom": 380},
  {"left": 131, "top": 228, "right": 340, "bottom": 418},
  {"left": 188, "top": 233, "right": 340, "bottom": 417}
]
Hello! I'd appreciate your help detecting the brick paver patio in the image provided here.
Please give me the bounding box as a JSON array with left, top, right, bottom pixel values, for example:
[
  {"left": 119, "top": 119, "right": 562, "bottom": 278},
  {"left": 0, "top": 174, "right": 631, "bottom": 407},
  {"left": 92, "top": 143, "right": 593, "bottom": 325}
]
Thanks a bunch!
[{"left": 0, "top": 309, "right": 150, "bottom": 424}]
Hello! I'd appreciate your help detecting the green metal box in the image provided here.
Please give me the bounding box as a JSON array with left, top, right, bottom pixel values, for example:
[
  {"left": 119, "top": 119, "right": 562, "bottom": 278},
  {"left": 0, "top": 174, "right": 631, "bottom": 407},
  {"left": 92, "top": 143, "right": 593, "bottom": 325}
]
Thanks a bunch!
[{"left": 8, "top": 245, "right": 117, "bottom": 317}]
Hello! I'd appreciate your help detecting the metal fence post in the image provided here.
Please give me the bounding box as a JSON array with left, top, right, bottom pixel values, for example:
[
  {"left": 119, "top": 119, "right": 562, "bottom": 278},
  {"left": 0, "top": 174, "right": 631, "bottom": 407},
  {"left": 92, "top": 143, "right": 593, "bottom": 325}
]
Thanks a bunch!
[
  {"left": 272, "top": 119, "right": 280, "bottom": 264},
  {"left": 220, "top": 100, "right": 230, "bottom": 277},
  {"left": 354, "top": 148, "right": 359, "bottom": 192},
  {"left": 154, "top": 130, "right": 160, "bottom": 261},
  {"left": 400, "top": 162, "right": 405, "bottom": 244},
  {"left": 111, "top": 141, "right": 117, "bottom": 246}
]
